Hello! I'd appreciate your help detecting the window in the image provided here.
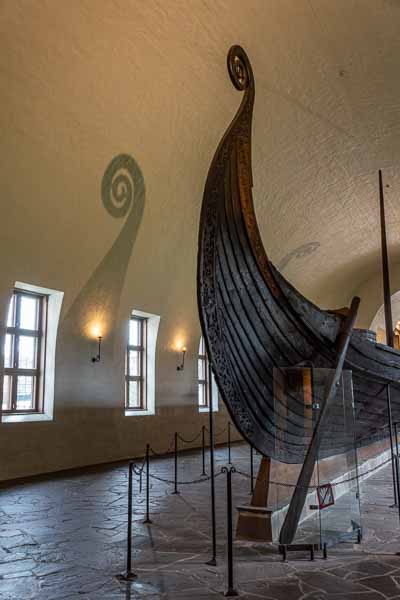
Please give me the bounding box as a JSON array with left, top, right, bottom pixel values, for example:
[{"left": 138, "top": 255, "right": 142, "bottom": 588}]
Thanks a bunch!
[
  {"left": 3, "top": 290, "right": 47, "bottom": 414},
  {"left": 126, "top": 316, "right": 147, "bottom": 410},
  {"left": 198, "top": 336, "right": 218, "bottom": 412},
  {"left": 2, "top": 282, "right": 63, "bottom": 423},
  {"left": 198, "top": 336, "right": 209, "bottom": 408},
  {"left": 125, "top": 309, "right": 160, "bottom": 417}
]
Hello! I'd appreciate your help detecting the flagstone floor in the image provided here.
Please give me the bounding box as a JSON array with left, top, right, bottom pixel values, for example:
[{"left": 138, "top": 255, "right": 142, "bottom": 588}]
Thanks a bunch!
[{"left": 0, "top": 444, "right": 400, "bottom": 599}]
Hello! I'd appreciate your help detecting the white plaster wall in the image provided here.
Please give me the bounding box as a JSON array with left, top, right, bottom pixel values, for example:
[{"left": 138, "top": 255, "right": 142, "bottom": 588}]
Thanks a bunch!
[
  {"left": 1, "top": 0, "right": 400, "bottom": 480},
  {"left": 352, "top": 262, "right": 400, "bottom": 330}
]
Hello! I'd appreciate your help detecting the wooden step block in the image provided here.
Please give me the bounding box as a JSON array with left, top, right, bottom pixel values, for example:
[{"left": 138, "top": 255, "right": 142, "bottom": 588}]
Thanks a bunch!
[{"left": 236, "top": 504, "right": 274, "bottom": 542}]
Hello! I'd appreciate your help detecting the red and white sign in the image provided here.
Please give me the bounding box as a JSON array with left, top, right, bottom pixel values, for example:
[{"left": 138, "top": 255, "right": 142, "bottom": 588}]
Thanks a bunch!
[{"left": 317, "top": 483, "right": 335, "bottom": 509}]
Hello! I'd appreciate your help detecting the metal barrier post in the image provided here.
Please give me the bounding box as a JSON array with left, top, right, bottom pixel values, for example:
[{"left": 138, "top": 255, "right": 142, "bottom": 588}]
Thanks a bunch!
[
  {"left": 202, "top": 425, "right": 207, "bottom": 476},
  {"left": 387, "top": 384, "right": 398, "bottom": 506},
  {"left": 228, "top": 422, "right": 231, "bottom": 465},
  {"left": 172, "top": 432, "right": 180, "bottom": 495},
  {"left": 144, "top": 444, "right": 152, "bottom": 524},
  {"left": 207, "top": 363, "right": 217, "bottom": 566},
  {"left": 222, "top": 466, "right": 238, "bottom": 597},
  {"left": 394, "top": 423, "right": 400, "bottom": 522},
  {"left": 393, "top": 422, "right": 400, "bottom": 522},
  {"left": 118, "top": 462, "right": 137, "bottom": 581}
]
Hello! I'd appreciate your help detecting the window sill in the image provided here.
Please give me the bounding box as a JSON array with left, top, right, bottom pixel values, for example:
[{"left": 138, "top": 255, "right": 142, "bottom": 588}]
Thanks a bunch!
[
  {"left": 199, "top": 406, "right": 218, "bottom": 413},
  {"left": 125, "top": 408, "right": 155, "bottom": 417},
  {"left": 2, "top": 412, "right": 53, "bottom": 424}
]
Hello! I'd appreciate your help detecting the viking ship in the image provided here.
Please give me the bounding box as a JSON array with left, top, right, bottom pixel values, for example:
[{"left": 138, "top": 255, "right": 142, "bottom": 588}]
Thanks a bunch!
[{"left": 197, "top": 46, "right": 400, "bottom": 485}]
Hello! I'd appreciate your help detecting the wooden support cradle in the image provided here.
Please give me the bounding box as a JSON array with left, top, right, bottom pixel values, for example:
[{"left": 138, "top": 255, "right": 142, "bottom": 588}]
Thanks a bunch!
[{"left": 236, "top": 456, "right": 273, "bottom": 542}]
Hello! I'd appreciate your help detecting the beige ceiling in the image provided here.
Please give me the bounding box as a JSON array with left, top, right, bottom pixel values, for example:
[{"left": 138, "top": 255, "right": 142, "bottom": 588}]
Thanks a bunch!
[{"left": 1, "top": 0, "right": 400, "bottom": 315}]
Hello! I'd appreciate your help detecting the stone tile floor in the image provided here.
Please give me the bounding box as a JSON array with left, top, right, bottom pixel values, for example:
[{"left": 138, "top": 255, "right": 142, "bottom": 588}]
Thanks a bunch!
[{"left": 0, "top": 444, "right": 400, "bottom": 599}]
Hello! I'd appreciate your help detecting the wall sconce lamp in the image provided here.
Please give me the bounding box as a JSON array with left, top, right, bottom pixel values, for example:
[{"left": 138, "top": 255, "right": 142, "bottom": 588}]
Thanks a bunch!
[
  {"left": 91, "top": 336, "right": 102, "bottom": 363},
  {"left": 91, "top": 325, "right": 102, "bottom": 363},
  {"left": 176, "top": 346, "right": 187, "bottom": 371}
]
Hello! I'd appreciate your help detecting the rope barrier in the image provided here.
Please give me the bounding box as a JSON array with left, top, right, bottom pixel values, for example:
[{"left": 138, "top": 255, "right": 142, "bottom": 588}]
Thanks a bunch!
[
  {"left": 132, "top": 465, "right": 144, "bottom": 477},
  {"left": 131, "top": 455, "right": 146, "bottom": 475},
  {"left": 205, "top": 425, "right": 228, "bottom": 438},
  {"left": 149, "top": 440, "right": 175, "bottom": 457},
  {"left": 177, "top": 431, "right": 203, "bottom": 444},
  {"left": 137, "top": 423, "right": 384, "bottom": 461},
  {"left": 128, "top": 419, "right": 394, "bottom": 494},
  {"left": 147, "top": 421, "right": 230, "bottom": 457},
  {"left": 128, "top": 454, "right": 392, "bottom": 493},
  {"left": 235, "top": 456, "right": 393, "bottom": 490},
  {"left": 121, "top": 437, "right": 395, "bottom": 584},
  {"left": 148, "top": 471, "right": 224, "bottom": 486}
]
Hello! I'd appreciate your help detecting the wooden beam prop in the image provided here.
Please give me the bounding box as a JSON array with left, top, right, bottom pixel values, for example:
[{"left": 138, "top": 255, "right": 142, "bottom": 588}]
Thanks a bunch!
[
  {"left": 279, "top": 296, "right": 360, "bottom": 545},
  {"left": 236, "top": 456, "right": 273, "bottom": 541}
]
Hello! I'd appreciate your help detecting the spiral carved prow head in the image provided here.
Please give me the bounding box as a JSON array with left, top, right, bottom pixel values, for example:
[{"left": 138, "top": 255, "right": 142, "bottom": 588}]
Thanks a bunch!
[{"left": 227, "top": 45, "right": 253, "bottom": 91}]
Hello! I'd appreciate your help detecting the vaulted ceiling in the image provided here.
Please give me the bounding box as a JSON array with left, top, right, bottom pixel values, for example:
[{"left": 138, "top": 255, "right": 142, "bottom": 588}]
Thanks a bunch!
[{"left": 1, "top": 0, "right": 400, "bottom": 319}]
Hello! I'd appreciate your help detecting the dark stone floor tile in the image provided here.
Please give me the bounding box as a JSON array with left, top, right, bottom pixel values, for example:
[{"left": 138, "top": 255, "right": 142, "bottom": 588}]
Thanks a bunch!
[
  {"left": 327, "top": 558, "right": 397, "bottom": 578},
  {"left": 323, "top": 594, "right": 383, "bottom": 600},
  {"left": 286, "top": 569, "right": 375, "bottom": 595},
  {"left": 355, "top": 574, "right": 400, "bottom": 597},
  {"left": 0, "top": 446, "right": 399, "bottom": 599}
]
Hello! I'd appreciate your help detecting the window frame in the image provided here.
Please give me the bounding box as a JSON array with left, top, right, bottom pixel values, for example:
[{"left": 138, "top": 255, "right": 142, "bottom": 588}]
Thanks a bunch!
[
  {"left": 198, "top": 336, "right": 218, "bottom": 413},
  {"left": 125, "top": 315, "right": 148, "bottom": 411},
  {"left": 3, "top": 289, "right": 48, "bottom": 415},
  {"left": 198, "top": 336, "right": 209, "bottom": 409}
]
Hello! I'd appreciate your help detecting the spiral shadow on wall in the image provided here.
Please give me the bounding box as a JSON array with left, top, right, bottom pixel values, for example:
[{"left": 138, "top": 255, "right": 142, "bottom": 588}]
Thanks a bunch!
[{"left": 56, "top": 154, "right": 145, "bottom": 403}]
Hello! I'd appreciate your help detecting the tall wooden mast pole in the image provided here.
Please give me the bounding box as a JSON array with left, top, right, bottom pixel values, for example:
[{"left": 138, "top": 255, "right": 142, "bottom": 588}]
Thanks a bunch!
[
  {"left": 379, "top": 170, "right": 399, "bottom": 506},
  {"left": 379, "top": 169, "right": 394, "bottom": 347}
]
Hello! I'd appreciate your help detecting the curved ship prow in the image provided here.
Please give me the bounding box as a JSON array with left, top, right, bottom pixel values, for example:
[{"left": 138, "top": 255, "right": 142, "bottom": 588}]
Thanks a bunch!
[{"left": 197, "top": 45, "right": 400, "bottom": 465}]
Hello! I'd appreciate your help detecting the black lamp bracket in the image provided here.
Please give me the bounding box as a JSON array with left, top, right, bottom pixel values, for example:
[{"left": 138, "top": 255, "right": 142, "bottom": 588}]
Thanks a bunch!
[{"left": 92, "top": 336, "right": 102, "bottom": 363}]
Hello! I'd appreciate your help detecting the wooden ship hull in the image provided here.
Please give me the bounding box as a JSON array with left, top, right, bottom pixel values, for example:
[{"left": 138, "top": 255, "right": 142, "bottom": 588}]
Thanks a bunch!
[{"left": 197, "top": 46, "right": 400, "bottom": 466}]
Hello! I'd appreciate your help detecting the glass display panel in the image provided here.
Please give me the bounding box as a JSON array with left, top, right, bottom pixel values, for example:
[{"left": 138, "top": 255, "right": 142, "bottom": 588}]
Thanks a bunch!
[
  {"left": 318, "top": 371, "right": 361, "bottom": 548},
  {"left": 273, "top": 368, "right": 360, "bottom": 548},
  {"left": 16, "top": 376, "right": 35, "bottom": 410},
  {"left": 20, "top": 296, "right": 38, "bottom": 330}
]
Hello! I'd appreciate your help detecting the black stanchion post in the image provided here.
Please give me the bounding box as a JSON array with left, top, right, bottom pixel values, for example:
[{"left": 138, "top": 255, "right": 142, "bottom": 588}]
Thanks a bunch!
[
  {"left": 250, "top": 445, "right": 254, "bottom": 495},
  {"left": 172, "top": 432, "right": 180, "bottom": 495},
  {"left": 394, "top": 422, "right": 400, "bottom": 522},
  {"left": 228, "top": 422, "right": 231, "bottom": 465},
  {"left": 144, "top": 444, "right": 152, "bottom": 524},
  {"left": 222, "top": 466, "right": 238, "bottom": 597},
  {"left": 119, "top": 462, "right": 137, "bottom": 581},
  {"left": 202, "top": 425, "right": 207, "bottom": 476},
  {"left": 207, "top": 363, "right": 217, "bottom": 566},
  {"left": 386, "top": 384, "right": 398, "bottom": 507}
]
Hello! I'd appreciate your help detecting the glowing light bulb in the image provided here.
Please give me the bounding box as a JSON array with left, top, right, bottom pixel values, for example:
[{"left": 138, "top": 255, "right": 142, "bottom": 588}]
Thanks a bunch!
[{"left": 92, "top": 324, "right": 102, "bottom": 338}]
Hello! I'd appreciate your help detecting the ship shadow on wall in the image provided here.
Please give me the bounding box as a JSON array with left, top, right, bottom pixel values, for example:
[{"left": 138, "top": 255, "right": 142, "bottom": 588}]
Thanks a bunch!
[
  {"left": 277, "top": 242, "right": 320, "bottom": 272},
  {"left": 56, "top": 154, "right": 145, "bottom": 410}
]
